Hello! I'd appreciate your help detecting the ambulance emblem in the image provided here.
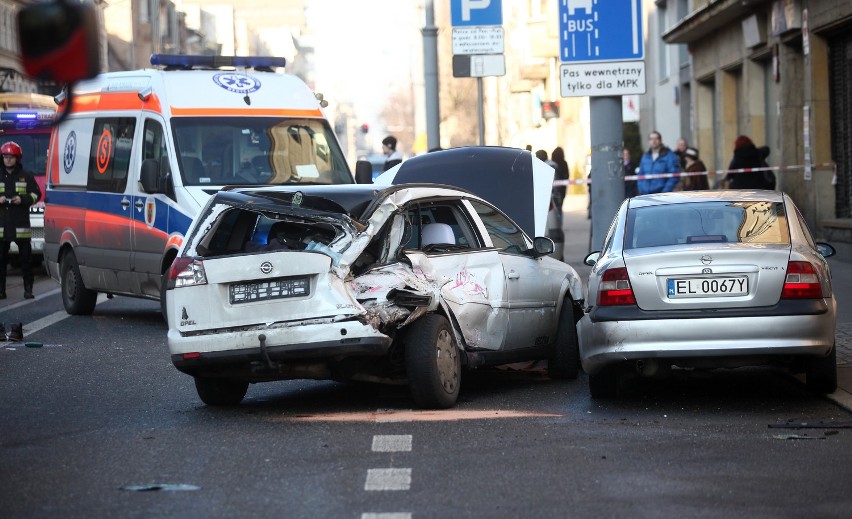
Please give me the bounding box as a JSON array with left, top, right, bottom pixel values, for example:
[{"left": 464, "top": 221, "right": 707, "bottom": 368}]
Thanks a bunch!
[
  {"left": 145, "top": 199, "right": 156, "bottom": 228},
  {"left": 63, "top": 131, "right": 77, "bottom": 174},
  {"left": 213, "top": 73, "right": 261, "bottom": 94}
]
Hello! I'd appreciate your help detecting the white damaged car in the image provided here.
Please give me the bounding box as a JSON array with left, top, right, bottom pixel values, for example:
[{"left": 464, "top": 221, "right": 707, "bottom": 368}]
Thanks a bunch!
[{"left": 165, "top": 147, "right": 583, "bottom": 408}]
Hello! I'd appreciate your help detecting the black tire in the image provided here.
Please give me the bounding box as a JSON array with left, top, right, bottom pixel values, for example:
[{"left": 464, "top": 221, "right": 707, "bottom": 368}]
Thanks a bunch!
[
  {"left": 405, "top": 314, "right": 461, "bottom": 409},
  {"left": 806, "top": 345, "right": 837, "bottom": 394},
  {"left": 60, "top": 251, "right": 97, "bottom": 315},
  {"left": 194, "top": 377, "right": 249, "bottom": 406},
  {"left": 549, "top": 299, "right": 579, "bottom": 379},
  {"left": 589, "top": 366, "right": 620, "bottom": 398},
  {"left": 160, "top": 276, "right": 169, "bottom": 323}
]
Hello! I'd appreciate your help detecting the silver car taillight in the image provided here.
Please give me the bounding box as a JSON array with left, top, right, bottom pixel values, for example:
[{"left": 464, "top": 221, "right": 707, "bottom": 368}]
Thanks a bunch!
[{"left": 166, "top": 258, "right": 208, "bottom": 289}]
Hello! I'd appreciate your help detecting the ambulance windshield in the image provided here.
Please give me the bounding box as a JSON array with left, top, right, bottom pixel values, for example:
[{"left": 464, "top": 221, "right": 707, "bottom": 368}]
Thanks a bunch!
[{"left": 172, "top": 117, "right": 353, "bottom": 186}]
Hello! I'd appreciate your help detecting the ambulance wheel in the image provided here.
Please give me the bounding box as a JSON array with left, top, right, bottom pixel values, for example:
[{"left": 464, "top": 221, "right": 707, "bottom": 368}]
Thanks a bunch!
[
  {"left": 194, "top": 377, "right": 249, "bottom": 406},
  {"left": 60, "top": 251, "right": 97, "bottom": 315}
]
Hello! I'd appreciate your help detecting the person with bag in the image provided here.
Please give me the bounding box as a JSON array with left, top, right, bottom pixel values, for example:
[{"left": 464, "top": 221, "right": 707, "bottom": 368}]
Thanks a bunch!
[{"left": 0, "top": 141, "right": 41, "bottom": 299}]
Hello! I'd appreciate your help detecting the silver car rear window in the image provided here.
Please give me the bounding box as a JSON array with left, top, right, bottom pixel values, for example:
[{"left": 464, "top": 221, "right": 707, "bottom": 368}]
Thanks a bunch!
[{"left": 625, "top": 201, "right": 790, "bottom": 249}]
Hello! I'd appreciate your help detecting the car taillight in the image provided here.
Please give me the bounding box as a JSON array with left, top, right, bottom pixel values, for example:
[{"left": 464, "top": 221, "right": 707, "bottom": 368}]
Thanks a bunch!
[
  {"left": 166, "top": 257, "right": 207, "bottom": 290},
  {"left": 781, "top": 261, "right": 823, "bottom": 299},
  {"left": 598, "top": 267, "right": 636, "bottom": 306}
]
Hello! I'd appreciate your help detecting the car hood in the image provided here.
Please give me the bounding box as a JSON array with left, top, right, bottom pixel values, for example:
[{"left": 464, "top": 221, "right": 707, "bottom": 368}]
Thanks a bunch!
[{"left": 374, "top": 146, "right": 554, "bottom": 239}]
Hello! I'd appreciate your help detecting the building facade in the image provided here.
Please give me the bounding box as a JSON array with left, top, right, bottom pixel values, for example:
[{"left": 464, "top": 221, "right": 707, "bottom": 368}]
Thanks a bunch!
[{"left": 665, "top": 0, "right": 852, "bottom": 259}]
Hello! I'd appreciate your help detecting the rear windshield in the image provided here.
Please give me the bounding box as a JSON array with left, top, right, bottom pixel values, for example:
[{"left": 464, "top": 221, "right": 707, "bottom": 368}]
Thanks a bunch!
[{"left": 625, "top": 201, "right": 790, "bottom": 249}]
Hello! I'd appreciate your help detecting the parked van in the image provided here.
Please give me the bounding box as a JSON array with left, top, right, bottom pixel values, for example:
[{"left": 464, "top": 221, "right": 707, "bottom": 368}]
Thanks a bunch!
[
  {"left": 0, "top": 93, "right": 55, "bottom": 266},
  {"left": 44, "top": 55, "right": 355, "bottom": 315}
]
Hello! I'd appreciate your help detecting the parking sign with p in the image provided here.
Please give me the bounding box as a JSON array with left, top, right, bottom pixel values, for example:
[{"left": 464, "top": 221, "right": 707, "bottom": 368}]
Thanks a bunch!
[{"left": 451, "top": 0, "right": 503, "bottom": 27}]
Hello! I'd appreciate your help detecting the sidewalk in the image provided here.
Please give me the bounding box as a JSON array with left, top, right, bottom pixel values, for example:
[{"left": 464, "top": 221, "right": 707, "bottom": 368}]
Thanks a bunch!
[{"left": 559, "top": 194, "right": 852, "bottom": 411}]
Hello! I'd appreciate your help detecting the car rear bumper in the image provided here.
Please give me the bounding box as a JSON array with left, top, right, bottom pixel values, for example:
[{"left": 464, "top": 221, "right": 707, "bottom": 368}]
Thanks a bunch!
[
  {"left": 168, "top": 320, "right": 393, "bottom": 369},
  {"left": 579, "top": 301, "right": 836, "bottom": 375}
]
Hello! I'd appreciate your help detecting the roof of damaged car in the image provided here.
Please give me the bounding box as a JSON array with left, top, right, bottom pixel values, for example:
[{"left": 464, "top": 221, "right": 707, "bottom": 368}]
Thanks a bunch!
[{"left": 214, "top": 183, "right": 480, "bottom": 221}]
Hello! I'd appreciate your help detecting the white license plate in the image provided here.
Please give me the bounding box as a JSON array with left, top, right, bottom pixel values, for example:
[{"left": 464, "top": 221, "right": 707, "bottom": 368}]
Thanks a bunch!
[
  {"left": 667, "top": 277, "right": 748, "bottom": 298},
  {"left": 230, "top": 276, "right": 309, "bottom": 304}
]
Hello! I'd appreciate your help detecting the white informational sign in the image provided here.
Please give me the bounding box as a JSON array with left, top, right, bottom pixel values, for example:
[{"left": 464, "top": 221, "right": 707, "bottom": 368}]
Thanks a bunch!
[
  {"left": 560, "top": 61, "right": 646, "bottom": 97},
  {"left": 452, "top": 26, "right": 504, "bottom": 55}
]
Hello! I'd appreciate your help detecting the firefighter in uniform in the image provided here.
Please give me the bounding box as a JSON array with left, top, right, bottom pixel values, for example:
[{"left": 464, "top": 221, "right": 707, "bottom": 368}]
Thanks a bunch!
[{"left": 0, "top": 141, "right": 41, "bottom": 299}]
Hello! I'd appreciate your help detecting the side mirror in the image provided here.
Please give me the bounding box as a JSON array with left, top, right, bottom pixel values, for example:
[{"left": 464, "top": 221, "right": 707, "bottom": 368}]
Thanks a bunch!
[
  {"left": 355, "top": 160, "right": 374, "bottom": 184},
  {"left": 532, "top": 236, "right": 555, "bottom": 257},
  {"left": 17, "top": 1, "right": 101, "bottom": 83},
  {"left": 816, "top": 243, "right": 836, "bottom": 258},
  {"left": 584, "top": 251, "right": 601, "bottom": 266},
  {"left": 140, "top": 159, "right": 163, "bottom": 194}
]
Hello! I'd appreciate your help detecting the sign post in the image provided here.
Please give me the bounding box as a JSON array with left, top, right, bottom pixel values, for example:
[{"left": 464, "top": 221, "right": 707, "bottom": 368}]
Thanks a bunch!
[
  {"left": 450, "top": 0, "right": 505, "bottom": 145},
  {"left": 559, "top": 0, "right": 645, "bottom": 251}
]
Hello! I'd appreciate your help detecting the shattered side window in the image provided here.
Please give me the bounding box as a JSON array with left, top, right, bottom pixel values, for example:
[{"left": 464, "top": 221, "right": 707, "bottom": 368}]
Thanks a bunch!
[
  {"left": 404, "top": 201, "right": 480, "bottom": 250},
  {"left": 467, "top": 200, "right": 528, "bottom": 254}
]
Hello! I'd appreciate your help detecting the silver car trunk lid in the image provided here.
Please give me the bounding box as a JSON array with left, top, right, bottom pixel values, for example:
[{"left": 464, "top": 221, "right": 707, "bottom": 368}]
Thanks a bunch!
[
  {"left": 623, "top": 244, "right": 791, "bottom": 310},
  {"left": 175, "top": 251, "right": 362, "bottom": 332}
]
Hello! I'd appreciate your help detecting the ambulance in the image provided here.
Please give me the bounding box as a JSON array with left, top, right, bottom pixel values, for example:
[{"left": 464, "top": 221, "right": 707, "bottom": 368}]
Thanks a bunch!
[{"left": 44, "top": 55, "right": 355, "bottom": 315}]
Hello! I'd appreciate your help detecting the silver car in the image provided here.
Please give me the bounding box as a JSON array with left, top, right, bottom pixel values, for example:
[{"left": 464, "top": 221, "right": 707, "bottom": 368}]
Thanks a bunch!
[
  {"left": 579, "top": 190, "right": 837, "bottom": 398},
  {"left": 167, "top": 148, "right": 584, "bottom": 409}
]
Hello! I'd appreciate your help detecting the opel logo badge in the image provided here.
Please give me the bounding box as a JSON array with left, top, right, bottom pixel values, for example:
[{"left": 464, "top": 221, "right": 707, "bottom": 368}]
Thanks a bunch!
[
  {"left": 700, "top": 255, "right": 713, "bottom": 265},
  {"left": 260, "top": 261, "right": 273, "bottom": 274},
  {"left": 292, "top": 191, "right": 303, "bottom": 207}
]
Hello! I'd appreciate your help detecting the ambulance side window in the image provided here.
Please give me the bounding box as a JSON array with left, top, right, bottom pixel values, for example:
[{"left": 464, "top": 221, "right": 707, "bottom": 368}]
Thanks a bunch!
[
  {"left": 142, "top": 119, "right": 174, "bottom": 198},
  {"left": 88, "top": 117, "right": 136, "bottom": 193}
]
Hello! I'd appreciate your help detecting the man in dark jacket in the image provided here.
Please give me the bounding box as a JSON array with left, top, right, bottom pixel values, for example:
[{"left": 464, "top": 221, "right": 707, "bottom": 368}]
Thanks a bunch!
[{"left": 0, "top": 141, "right": 42, "bottom": 299}]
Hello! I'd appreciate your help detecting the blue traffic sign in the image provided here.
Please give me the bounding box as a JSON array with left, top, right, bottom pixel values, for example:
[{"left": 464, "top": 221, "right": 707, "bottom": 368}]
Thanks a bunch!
[
  {"left": 559, "top": 0, "right": 644, "bottom": 63},
  {"left": 451, "top": 0, "right": 503, "bottom": 27}
]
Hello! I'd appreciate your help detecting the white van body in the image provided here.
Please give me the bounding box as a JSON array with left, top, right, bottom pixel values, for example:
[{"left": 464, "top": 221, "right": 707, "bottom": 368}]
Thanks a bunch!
[{"left": 44, "top": 56, "right": 354, "bottom": 314}]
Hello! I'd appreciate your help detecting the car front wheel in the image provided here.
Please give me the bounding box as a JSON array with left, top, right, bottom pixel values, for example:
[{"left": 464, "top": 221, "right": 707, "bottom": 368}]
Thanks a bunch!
[
  {"left": 194, "top": 377, "right": 249, "bottom": 406},
  {"left": 549, "top": 299, "right": 579, "bottom": 379},
  {"left": 60, "top": 251, "right": 97, "bottom": 315},
  {"left": 805, "top": 345, "right": 837, "bottom": 394},
  {"left": 405, "top": 314, "right": 461, "bottom": 409}
]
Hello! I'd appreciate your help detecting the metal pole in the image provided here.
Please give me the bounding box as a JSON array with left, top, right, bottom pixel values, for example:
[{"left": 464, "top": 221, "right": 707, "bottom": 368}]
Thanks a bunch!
[
  {"left": 477, "top": 77, "right": 485, "bottom": 145},
  {"left": 589, "top": 96, "right": 624, "bottom": 252},
  {"left": 422, "top": 0, "right": 440, "bottom": 150}
]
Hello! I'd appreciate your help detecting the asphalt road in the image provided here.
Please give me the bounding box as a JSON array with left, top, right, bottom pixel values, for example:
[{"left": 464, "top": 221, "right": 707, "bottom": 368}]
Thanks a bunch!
[{"left": 2, "top": 280, "right": 852, "bottom": 519}]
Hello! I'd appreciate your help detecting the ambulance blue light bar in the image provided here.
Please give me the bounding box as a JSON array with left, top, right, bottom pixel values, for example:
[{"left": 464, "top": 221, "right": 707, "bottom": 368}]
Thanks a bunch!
[
  {"left": 0, "top": 111, "right": 53, "bottom": 122},
  {"left": 150, "top": 54, "right": 287, "bottom": 69}
]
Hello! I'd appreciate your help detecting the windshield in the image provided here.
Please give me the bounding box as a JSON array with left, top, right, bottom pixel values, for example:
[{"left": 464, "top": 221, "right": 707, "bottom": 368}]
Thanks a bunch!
[
  {"left": 625, "top": 201, "right": 790, "bottom": 249},
  {"left": 171, "top": 117, "right": 353, "bottom": 186}
]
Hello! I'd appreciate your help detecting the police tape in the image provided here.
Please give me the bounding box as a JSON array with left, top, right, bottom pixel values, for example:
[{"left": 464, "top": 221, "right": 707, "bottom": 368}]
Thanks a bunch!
[{"left": 552, "top": 162, "right": 837, "bottom": 186}]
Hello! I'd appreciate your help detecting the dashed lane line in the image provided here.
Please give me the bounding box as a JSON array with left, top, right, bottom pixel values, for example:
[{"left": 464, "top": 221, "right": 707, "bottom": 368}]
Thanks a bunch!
[
  {"left": 6, "top": 292, "right": 110, "bottom": 338},
  {"left": 364, "top": 468, "right": 412, "bottom": 491},
  {"left": 372, "top": 435, "right": 412, "bottom": 453}
]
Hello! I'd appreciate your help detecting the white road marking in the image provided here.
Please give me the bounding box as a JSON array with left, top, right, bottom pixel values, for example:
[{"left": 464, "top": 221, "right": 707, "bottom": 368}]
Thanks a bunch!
[
  {"left": 362, "top": 514, "right": 412, "bottom": 519},
  {"left": 364, "top": 468, "right": 411, "bottom": 491},
  {"left": 0, "top": 287, "right": 61, "bottom": 313},
  {"left": 372, "top": 435, "right": 412, "bottom": 452}
]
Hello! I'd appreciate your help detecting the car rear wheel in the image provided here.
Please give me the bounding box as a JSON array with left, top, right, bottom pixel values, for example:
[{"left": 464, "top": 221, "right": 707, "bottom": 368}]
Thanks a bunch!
[
  {"left": 805, "top": 345, "right": 837, "bottom": 394},
  {"left": 589, "top": 366, "right": 621, "bottom": 398},
  {"left": 60, "top": 251, "right": 97, "bottom": 315},
  {"left": 549, "top": 299, "right": 579, "bottom": 379},
  {"left": 405, "top": 314, "right": 461, "bottom": 409},
  {"left": 194, "top": 377, "right": 249, "bottom": 406}
]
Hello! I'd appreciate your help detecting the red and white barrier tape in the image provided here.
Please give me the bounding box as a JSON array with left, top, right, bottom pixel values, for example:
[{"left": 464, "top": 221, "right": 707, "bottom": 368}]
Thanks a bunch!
[{"left": 553, "top": 162, "right": 837, "bottom": 186}]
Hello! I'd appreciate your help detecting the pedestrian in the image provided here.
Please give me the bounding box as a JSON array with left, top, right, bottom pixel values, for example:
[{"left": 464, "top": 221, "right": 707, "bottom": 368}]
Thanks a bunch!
[
  {"left": 758, "top": 145, "right": 776, "bottom": 190},
  {"left": 637, "top": 131, "right": 680, "bottom": 195},
  {"left": 674, "top": 137, "right": 689, "bottom": 170},
  {"left": 623, "top": 147, "right": 638, "bottom": 198},
  {"left": 550, "top": 147, "right": 569, "bottom": 209},
  {"left": 0, "top": 141, "right": 42, "bottom": 300},
  {"left": 381, "top": 135, "right": 403, "bottom": 171},
  {"left": 723, "top": 135, "right": 773, "bottom": 190},
  {"left": 680, "top": 147, "right": 710, "bottom": 190}
]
